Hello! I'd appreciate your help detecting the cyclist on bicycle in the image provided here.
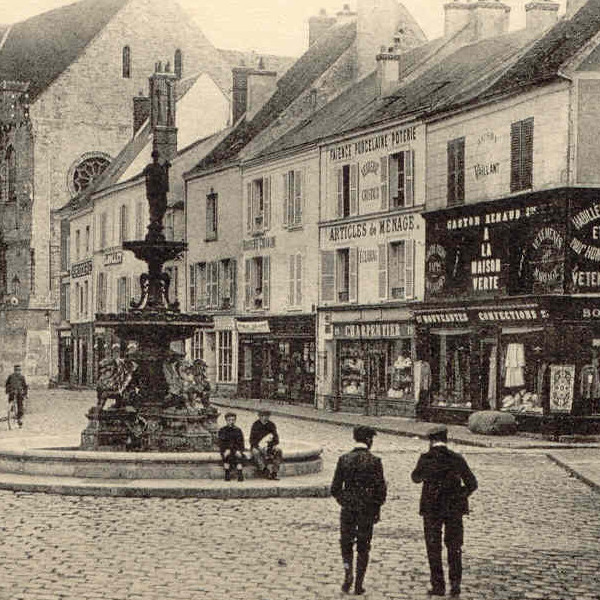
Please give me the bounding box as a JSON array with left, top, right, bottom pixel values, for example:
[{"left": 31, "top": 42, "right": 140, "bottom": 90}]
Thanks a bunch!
[{"left": 5, "top": 365, "right": 27, "bottom": 428}]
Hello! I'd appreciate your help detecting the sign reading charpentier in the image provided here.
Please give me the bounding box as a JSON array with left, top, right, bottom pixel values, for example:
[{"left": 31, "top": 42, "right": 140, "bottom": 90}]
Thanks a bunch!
[
  {"left": 333, "top": 322, "right": 412, "bottom": 339},
  {"left": 329, "top": 126, "right": 417, "bottom": 161}
]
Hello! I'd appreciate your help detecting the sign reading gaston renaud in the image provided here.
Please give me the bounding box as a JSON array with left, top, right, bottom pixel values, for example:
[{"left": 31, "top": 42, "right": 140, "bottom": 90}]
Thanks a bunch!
[{"left": 329, "top": 126, "right": 417, "bottom": 161}]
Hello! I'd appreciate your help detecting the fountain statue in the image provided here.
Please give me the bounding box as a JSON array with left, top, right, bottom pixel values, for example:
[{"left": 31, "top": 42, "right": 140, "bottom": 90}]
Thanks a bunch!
[{"left": 80, "top": 145, "right": 217, "bottom": 451}]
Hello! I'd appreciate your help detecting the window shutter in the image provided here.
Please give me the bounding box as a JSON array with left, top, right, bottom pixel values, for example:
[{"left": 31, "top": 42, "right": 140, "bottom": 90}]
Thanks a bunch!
[
  {"left": 189, "top": 264, "right": 196, "bottom": 310},
  {"left": 405, "top": 240, "right": 415, "bottom": 299},
  {"left": 380, "top": 155, "right": 389, "bottom": 211},
  {"left": 378, "top": 243, "right": 388, "bottom": 300},
  {"left": 198, "top": 263, "right": 207, "bottom": 309},
  {"left": 263, "top": 177, "right": 271, "bottom": 230},
  {"left": 218, "top": 260, "right": 225, "bottom": 307},
  {"left": 230, "top": 259, "right": 237, "bottom": 307},
  {"left": 336, "top": 168, "right": 343, "bottom": 217},
  {"left": 262, "top": 256, "right": 270, "bottom": 309},
  {"left": 350, "top": 164, "right": 358, "bottom": 215},
  {"left": 247, "top": 182, "right": 253, "bottom": 234},
  {"left": 510, "top": 121, "right": 521, "bottom": 192},
  {"left": 321, "top": 251, "right": 335, "bottom": 304},
  {"left": 457, "top": 138, "right": 465, "bottom": 205},
  {"left": 126, "top": 276, "right": 132, "bottom": 311},
  {"left": 523, "top": 117, "right": 534, "bottom": 190},
  {"left": 447, "top": 140, "right": 456, "bottom": 204},
  {"left": 405, "top": 150, "right": 414, "bottom": 207},
  {"left": 283, "top": 172, "right": 289, "bottom": 226},
  {"left": 296, "top": 253, "right": 302, "bottom": 306},
  {"left": 349, "top": 247, "right": 358, "bottom": 303},
  {"left": 288, "top": 254, "right": 295, "bottom": 306},
  {"left": 294, "top": 170, "right": 303, "bottom": 225},
  {"left": 245, "top": 259, "right": 251, "bottom": 310}
]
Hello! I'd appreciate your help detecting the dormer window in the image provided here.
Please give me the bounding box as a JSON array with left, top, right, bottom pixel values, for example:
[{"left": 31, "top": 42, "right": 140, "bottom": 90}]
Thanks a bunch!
[{"left": 122, "top": 46, "right": 131, "bottom": 78}]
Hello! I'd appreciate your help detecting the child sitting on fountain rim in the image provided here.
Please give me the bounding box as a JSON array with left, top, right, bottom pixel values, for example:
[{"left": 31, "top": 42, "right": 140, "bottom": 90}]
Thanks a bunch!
[
  {"left": 217, "top": 412, "right": 245, "bottom": 482},
  {"left": 250, "top": 409, "right": 283, "bottom": 480}
]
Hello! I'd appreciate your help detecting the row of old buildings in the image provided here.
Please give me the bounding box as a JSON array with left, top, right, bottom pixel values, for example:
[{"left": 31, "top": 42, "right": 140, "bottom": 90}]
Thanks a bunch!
[{"left": 4, "top": 0, "right": 600, "bottom": 433}]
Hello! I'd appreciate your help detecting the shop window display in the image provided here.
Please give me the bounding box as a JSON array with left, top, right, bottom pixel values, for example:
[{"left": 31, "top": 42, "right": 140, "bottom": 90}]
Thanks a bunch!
[
  {"left": 430, "top": 334, "right": 471, "bottom": 407},
  {"left": 340, "top": 354, "right": 366, "bottom": 396},
  {"left": 499, "top": 339, "right": 545, "bottom": 414}
]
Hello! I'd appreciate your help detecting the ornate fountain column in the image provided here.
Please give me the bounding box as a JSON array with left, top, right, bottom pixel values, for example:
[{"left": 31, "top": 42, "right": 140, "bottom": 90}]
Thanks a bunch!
[{"left": 81, "top": 145, "right": 216, "bottom": 451}]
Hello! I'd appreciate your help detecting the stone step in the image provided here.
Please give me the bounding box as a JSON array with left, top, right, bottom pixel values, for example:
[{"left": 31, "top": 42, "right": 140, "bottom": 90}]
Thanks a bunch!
[{"left": 0, "top": 471, "right": 331, "bottom": 498}]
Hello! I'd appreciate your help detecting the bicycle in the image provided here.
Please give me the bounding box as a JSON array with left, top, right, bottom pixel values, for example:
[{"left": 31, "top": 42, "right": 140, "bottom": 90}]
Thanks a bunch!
[{"left": 6, "top": 397, "right": 19, "bottom": 430}]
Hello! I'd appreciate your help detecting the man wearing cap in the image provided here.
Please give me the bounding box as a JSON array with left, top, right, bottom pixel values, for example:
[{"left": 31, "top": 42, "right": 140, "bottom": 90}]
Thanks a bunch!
[
  {"left": 5, "top": 365, "right": 28, "bottom": 428},
  {"left": 331, "top": 425, "right": 387, "bottom": 596},
  {"left": 249, "top": 410, "right": 282, "bottom": 480},
  {"left": 411, "top": 425, "right": 478, "bottom": 597},
  {"left": 217, "top": 412, "right": 245, "bottom": 482}
]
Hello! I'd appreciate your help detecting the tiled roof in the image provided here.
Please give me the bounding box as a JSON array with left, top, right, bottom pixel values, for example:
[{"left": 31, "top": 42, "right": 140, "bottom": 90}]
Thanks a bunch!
[
  {"left": 482, "top": 0, "right": 600, "bottom": 98},
  {"left": 189, "top": 21, "right": 357, "bottom": 174},
  {"left": 363, "top": 27, "right": 541, "bottom": 127},
  {"left": 0, "top": 0, "right": 129, "bottom": 100}
]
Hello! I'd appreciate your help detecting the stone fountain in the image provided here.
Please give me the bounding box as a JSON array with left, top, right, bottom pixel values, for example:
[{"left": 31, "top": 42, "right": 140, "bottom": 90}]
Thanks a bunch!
[{"left": 80, "top": 147, "right": 217, "bottom": 452}]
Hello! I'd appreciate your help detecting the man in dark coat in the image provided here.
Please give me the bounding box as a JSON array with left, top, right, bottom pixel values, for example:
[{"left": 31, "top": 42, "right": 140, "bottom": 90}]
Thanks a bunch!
[
  {"left": 249, "top": 409, "right": 282, "bottom": 480},
  {"left": 331, "top": 425, "right": 387, "bottom": 596},
  {"left": 411, "top": 425, "right": 478, "bottom": 597},
  {"left": 217, "top": 412, "right": 245, "bottom": 482},
  {"left": 5, "top": 365, "right": 28, "bottom": 428}
]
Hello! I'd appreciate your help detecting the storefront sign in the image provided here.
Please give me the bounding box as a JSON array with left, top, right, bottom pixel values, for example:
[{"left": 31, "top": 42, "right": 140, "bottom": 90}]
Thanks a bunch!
[
  {"left": 103, "top": 250, "right": 123, "bottom": 266},
  {"left": 70, "top": 260, "right": 92, "bottom": 278},
  {"left": 243, "top": 236, "right": 275, "bottom": 251},
  {"left": 326, "top": 214, "right": 417, "bottom": 243},
  {"left": 530, "top": 226, "right": 564, "bottom": 288},
  {"left": 329, "top": 126, "right": 417, "bottom": 161},
  {"left": 570, "top": 201, "right": 600, "bottom": 291},
  {"left": 214, "top": 316, "right": 236, "bottom": 331},
  {"left": 471, "top": 227, "right": 501, "bottom": 292},
  {"left": 237, "top": 320, "right": 270, "bottom": 334},
  {"left": 416, "top": 306, "right": 550, "bottom": 325},
  {"left": 333, "top": 322, "right": 412, "bottom": 339}
]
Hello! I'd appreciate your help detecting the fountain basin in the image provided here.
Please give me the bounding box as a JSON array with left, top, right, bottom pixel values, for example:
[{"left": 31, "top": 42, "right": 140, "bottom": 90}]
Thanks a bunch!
[{"left": 0, "top": 437, "right": 322, "bottom": 480}]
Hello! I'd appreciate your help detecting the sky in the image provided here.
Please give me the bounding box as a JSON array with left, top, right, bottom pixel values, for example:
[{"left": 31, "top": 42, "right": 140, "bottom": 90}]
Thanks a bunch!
[{"left": 1, "top": 0, "right": 565, "bottom": 56}]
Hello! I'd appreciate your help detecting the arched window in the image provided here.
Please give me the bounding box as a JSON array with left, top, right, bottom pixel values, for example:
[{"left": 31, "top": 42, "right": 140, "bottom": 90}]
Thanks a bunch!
[
  {"left": 122, "top": 45, "right": 131, "bottom": 78},
  {"left": 174, "top": 49, "right": 183, "bottom": 78},
  {"left": 6, "top": 146, "right": 16, "bottom": 200}
]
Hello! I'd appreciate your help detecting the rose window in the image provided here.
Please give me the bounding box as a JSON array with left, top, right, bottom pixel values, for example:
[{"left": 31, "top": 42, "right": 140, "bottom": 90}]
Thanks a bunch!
[{"left": 71, "top": 155, "right": 111, "bottom": 194}]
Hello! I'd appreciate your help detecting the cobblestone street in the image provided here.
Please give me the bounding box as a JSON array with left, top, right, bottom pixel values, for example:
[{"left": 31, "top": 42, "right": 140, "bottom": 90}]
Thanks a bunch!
[{"left": 0, "top": 391, "right": 599, "bottom": 600}]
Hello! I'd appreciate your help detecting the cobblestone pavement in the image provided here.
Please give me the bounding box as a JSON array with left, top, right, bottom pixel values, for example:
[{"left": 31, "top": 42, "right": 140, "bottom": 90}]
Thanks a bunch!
[{"left": 0, "top": 391, "right": 599, "bottom": 600}]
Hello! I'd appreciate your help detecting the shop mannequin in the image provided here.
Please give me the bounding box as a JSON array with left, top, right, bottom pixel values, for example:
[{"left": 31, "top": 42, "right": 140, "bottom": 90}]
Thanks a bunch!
[{"left": 579, "top": 352, "right": 600, "bottom": 414}]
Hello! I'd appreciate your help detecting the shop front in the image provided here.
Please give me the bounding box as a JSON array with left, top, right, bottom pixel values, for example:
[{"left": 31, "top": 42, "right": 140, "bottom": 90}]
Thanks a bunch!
[
  {"left": 418, "top": 189, "right": 600, "bottom": 434},
  {"left": 237, "top": 315, "right": 316, "bottom": 404},
  {"left": 319, "top": 307, "right": 422, "bottom": 417}
]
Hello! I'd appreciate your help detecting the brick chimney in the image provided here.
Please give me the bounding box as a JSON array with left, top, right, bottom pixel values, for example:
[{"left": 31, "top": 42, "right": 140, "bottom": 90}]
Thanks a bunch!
[
  {"left": 376, "top": 46, "right": 401, "bottom": 97},
  {"left": 336, "top": 3, "right": 357, "bottom": 24},
  {"left": 232, "top": 59, "right": 277, "bottom": 123},
  {"left": 358, "top": 0, "right": 411, "bottom": 79},
  {"left": 149, "top": 61, "right": 178, "bottom": 164},
  {"left": 525, "top": 0, "right": 559, "bottom": 31},
  {"left": 444, "top": 0, "right": 510, "bottom": 43},
  {"left": 133, "top": 91, "right": 150, "bottom": 135},
  {"left": 444, "top": 0, "right": 472, "bottom": 38},
  {"left": 309, "top": 8, "right": 336, "bottom": 46},
  {"left": 470, "top": 1, "right": 510, "bottom": 41}
]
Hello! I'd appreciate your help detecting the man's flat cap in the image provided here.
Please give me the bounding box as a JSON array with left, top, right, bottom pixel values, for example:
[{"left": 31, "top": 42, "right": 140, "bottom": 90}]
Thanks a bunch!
[
  {"left": 353, "top": 425, "right": 377, "bottom": 442},
  {"left": 427, "top": 424, "right": 448, "bottom": 440},
  {"left": 224, "top": 412, "right": 237, "bottom": 419},
  {"left": 258, "top": 409, "right": 271, "bottom": 417}
]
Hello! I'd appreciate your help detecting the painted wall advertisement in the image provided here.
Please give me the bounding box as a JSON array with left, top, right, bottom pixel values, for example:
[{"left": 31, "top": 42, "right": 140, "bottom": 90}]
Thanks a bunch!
[
  {"left": 424, "top": 197, "right": 566, "bottom": 300},
  {"left": 569, "top": 198, "right": 600, "bottom": 292}
]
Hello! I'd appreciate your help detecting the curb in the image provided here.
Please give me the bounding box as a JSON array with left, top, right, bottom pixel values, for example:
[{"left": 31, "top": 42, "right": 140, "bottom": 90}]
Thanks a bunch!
[
  {"left": 212, "top": 401, "right": 600, "bottom": 450},
  {"left": 546, "top": 454, "right": 600, "bottom": 492},
  {"left": 0, "top": 475, "right": 332, "bottom": 499}
]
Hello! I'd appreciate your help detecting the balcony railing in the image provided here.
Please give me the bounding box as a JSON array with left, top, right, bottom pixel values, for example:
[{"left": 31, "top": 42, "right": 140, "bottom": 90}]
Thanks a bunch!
[
  {"left": 391, "top": 286, "right": 405, "bottom": 299},
  {"left": 338, "top": 290, "right": 349, "bottom": 302}
]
